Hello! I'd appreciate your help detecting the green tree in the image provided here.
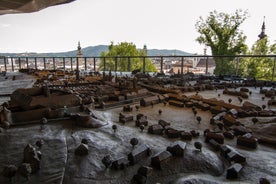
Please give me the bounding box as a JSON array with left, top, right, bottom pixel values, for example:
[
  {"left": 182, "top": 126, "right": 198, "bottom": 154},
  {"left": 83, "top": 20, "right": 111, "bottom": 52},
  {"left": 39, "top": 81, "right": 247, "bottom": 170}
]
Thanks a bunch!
[
  {"left": 243, "top": 38, "right": 276, "bottom": 80},
  {"left": 195, "top": 10, "right": 248, "bottom": 75},
  {"left": 99, "top": 42, "right": 157, "bottom": 72}
]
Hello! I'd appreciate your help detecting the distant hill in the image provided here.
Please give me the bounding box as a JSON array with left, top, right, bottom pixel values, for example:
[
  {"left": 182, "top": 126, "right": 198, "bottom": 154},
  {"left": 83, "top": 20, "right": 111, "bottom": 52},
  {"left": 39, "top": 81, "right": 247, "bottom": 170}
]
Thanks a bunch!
[{"left": 0, "top": 45, "right": 191, "bottom": 57}]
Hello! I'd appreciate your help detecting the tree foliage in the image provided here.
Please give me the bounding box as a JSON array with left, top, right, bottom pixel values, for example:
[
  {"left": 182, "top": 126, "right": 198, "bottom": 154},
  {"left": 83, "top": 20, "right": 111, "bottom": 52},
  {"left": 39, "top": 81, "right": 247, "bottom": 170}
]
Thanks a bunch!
[
  {"left": 238, "top": 38, "right": 276, "bottom": 80},
  {"left": 99, "top": 42, "right": 157, "bottom": 72},
  {"left": 195, "top": 10, "right": 248, "bottom": 75}
]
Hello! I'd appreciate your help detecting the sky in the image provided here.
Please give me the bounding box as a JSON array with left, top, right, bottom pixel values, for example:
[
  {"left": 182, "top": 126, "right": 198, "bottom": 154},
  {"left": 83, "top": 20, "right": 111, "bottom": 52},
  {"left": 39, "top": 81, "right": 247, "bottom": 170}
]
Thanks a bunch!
[{"left": 0, "top": 0, "right": 275, "bottom": 54}]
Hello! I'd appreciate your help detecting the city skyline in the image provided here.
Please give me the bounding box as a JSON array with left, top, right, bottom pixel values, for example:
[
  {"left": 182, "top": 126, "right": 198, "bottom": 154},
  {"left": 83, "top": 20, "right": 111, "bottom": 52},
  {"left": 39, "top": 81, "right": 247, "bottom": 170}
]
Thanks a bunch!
[{"left": 0, "top": 0, "right": 275, "bottom": 54}]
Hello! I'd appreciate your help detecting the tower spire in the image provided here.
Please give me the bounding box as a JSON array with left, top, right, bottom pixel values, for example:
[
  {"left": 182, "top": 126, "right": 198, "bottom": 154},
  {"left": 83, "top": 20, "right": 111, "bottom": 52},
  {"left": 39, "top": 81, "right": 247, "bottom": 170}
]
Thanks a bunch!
[{"left": 258, "top": 16, "right": 267, "bottom": 40}]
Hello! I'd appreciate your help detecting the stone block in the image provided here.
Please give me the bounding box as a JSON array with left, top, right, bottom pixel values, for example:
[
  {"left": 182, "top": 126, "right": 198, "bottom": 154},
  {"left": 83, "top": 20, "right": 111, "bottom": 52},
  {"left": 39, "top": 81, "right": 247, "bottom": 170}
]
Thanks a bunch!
[
  {"left": 128, "top": 145, "right": 151, "bottom": 165},
  {"left": 151, "top": 150, "right": 172, "bottom": 170},
  {"left": 148, "top": 124, "right": 163, "bottom": 135},
  {"left": 227, "top": 150, "right": 246, "bottom": 163},
  {"left": 111, "top": 157, "right": 129, "bottom": 170},
  {"left": 166, "top": 141, "right": 186, "bottom": 156},
  {"left": 226, "top": 163, "right": 243, "bottom": 179},
  {"left": 205, "top": 132, "right": 224, "bottom": 144},
  {"left": 237, "top": 133, "right": 258, "bottom": 149},
  {"left": 180, "top": 131, "right": 193, "bottom": 141}
]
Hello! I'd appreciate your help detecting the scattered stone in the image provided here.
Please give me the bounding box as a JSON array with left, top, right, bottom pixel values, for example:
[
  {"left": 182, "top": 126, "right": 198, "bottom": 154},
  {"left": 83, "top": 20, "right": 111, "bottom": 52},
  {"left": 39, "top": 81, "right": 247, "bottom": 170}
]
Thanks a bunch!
[
  {"left": 165, "top": 127, "right": 180, "bottom": 138},
  {"left": 111, "top": 157, "right": 129, "bottom": 170},
  {"left": 137, "top": 166, "right": 153, "bottom": 177},
  {"left": 18, "top": 163, "right": 32, "bottom": 180},
  {"left": 119, "top": 113, "right": 134, "bottom": 124},
  {"left": 237, "top": 133, "right": 258, "bottom": 149},
  {"left": 2, "top": 165, "right": 17, "bottom": 180},
  {"left": 123, "top": 105, "right": 133, "bottom": 112},
  {"left": 24, "top": 144, "right": 41, "bottom": 173},
  {"left": 151, "top": 150, "right": 172, "bottom": 170},
  {"left": 81, "top": 138, "right": 88, "bottom": 145},
  {"left": 168, "top": 100, "right": 185, "bottom": 107},
  {"left": 226, "top": 163, "right": 243, "bottom": 179},
  {"left": 190, "top": 130, "right": 200, "bottom": 137},
  {"left": 158, "top": 119, "right": 170, "bottom": 128},
  {"left": 205, "top": 132, "right": 224, "bottom": 144},
  {"left": 166, "top": 141, "right": 187, "bottom": 156},
  {"left": 75, "top": 143, "right": 89, "bottom": 156},
  {"left": 102, "top": 155, "right": 112, "bottom": 168},
  {"left": 209, "top": 139, "right": 221, "bottom": 151},
  {"left": 131, "top": 174, "right": 147, "bottom": 184},
  {"left": 259, "top": 177, "right": 271, "bottom": 184},
  {"left": 148, "top": 124, "right": 163, "bottom": 135},
  {"left": 128, "top": 144, "right": 151, "bottom": 165},
  {"left": 227, "top": 150, "right": 246, "bottom": 164},
  {"left": 231, "top": 125, "right": 252, "bottom": 136},
  {"left": 35, "top": 139, "right": 44, "bottom": 148},
  {"left": 180, "top": 131, "right": 193, "bottom": 141},
  {"left": 223, "top": 130, "right": 235, "bottom": 139},
  {"left": 135, "top": 115, "right": 148, "bottom": 127}
]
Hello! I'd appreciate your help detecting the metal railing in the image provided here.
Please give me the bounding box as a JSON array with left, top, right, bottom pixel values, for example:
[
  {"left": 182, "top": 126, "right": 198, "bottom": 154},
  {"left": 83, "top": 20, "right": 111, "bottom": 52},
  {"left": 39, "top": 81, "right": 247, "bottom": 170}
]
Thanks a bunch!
[{"left": 0, "top": 55, "right": 276, "bottom": 80}]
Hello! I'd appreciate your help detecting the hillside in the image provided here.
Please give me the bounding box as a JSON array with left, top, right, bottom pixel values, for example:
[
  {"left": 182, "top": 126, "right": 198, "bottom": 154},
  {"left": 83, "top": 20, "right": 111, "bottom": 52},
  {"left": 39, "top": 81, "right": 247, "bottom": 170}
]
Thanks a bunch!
[{"left": 0, "top": 45, "right": 191, "bottom": 57}]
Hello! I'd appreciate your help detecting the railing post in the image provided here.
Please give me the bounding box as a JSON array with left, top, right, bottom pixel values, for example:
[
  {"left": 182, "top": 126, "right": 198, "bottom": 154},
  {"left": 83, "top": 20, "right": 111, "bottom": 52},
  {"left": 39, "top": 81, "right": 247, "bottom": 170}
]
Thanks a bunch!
[
  {"left": 11, "top": 57, "right": 14, "bottom": 72},
  {"left": 4, "top": 57, "right": 7, "bottom": 72},
  {"left": 26, "top": 57, "right": 29, "bottom": 69},
  {"left": 93, "top": 57, "right": 96, "bottom": 71},
  {"left": 43, "top": 57, "right": 46, "bottom": 70},
  {"left": 70, "top": 57, "right": 73, "bottom": 71},
  {"left": 181, "top": 57, "right": 184, "bottom": 75},
  {"left": 18, "top": 57, "right": 21, "bottom": 70},
  {"left": 84, "top": 57, "right": 87, "bottom": 71},
  {"left": 143, "top": 56, "right": 146, "bottom": 73},
  {"left": 160, "top": 56, "right": 163, "bottom": 73},
  {"left": 235, "top": 57, "right": 239, "bottom": 76},
  {"left": 34, "top": 57, "right": 37, "bottom": 70},
  {"left": 53, "top": 57, "right": 56, "bottom": 70},
  {"left": 205, "top": 56, "right": 209, "bottom": 75},
  {"left": 103, "top": 57, "right": 106, "bottom": 72},
  {"left": 128, "top": 57, "right": 131, "bottom": 72},
  {"left": 115, "top": 57, "right": 118, "bottom": 72},
  {"left": 76, "top": 57, "right": 80, "bottom": 81},
  {"left": 272, "top": 57, "right": 276, "bottom": 81},
  {"left": 63, "top": 57, "right": 65, "bottom": 71}
]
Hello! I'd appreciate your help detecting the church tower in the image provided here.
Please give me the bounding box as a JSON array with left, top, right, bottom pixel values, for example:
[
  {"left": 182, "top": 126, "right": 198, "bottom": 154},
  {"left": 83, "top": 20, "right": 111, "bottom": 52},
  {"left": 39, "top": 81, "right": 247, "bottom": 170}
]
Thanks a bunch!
[
  {"left": 76, "top": 41, "right": 84, "bottom": 66},
  {"left": 258, "top": 17, "right": 267, "bottom": 40}
]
